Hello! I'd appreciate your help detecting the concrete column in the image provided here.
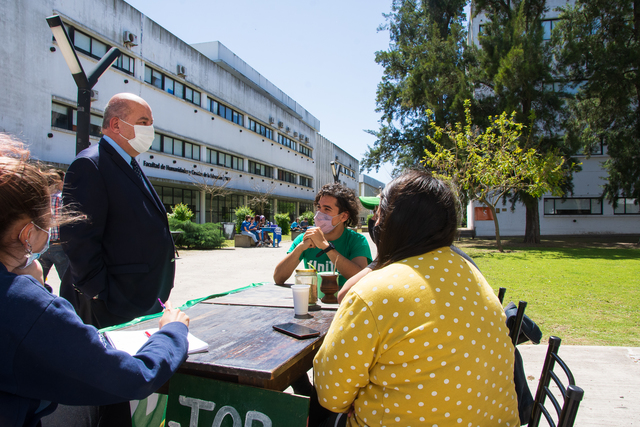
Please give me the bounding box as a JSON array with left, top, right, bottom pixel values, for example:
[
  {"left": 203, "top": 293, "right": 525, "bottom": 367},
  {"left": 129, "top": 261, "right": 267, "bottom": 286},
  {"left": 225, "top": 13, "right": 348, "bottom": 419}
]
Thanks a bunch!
[
  {"left": 199, "top": 189, "right": 206, "bottom": 224},
  {"left": 273, "top": 198, "right": 278, "bottom": 215}
]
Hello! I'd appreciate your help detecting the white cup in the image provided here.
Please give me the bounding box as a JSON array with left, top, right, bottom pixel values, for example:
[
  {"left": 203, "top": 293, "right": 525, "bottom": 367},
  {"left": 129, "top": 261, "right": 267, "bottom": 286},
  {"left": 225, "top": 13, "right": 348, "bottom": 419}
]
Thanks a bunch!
[{"left": 291, "top": 284, "right": 310, "bottom": 316}]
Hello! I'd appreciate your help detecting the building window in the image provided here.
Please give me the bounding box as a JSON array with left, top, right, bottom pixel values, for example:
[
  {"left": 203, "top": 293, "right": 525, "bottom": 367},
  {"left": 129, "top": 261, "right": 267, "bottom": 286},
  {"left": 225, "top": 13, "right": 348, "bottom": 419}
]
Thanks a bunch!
[
  {"left": 208, "top": 98, "right": 244, "bottom": 126},
  {"left": 153, "top": 185, "right": 201, "bottom": 222},
  {"left": 613, "top": 198, "right": 639, "bottom": 215},
  {"left": 248, "top": 118, "right": 273, "bottom": 139},
  {"left": 299, "top": 144, "right": 312, "bottom": 157},
  {"left": 205, "top": 193, "right": 245, "bottom": 223},
  {"left": 543, "top": 198, "right": 602, "bottom": 215},
  {"left": 299, "top": 202, "right": 314, "bottom": 215},
  {"left": 277, "top": 134, "right": 297, "bottom": 151},
  {"left": 278, "top": 170, "right": 297, "bottom": 184},
  {"left": 51, "top": 102, "right": 102, "bottom": 137},
  {"left": 299, "top": 176, "right": 312, "bottom": 188},
  {"left": 144, "top": 65, "right": 201, "bottom": 106},
  {"left": 542, "top": 19, "right": 560, "bottom": 41},
  {"left": 206, "top": 148, "right": 243, "bottom": 171},
  {"left": 278, "top": 201, "right": 296, "bottom": 219},
  {"left": 248, "top": 160, "right": 273, "bottom": 178},
  {"left": 66, "top": 27, "right": 134, "bottom": 75},
  {"left": 151, "top": 134, "right": 200, "bottom": 160}
]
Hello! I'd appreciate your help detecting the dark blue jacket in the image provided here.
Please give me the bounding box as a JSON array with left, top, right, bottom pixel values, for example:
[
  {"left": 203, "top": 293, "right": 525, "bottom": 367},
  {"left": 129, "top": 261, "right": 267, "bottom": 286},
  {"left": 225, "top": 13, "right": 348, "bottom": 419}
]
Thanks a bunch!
[
  {"left": 61, "top": 139, "right": 175, "bottom": 324},
  {"left": 0, "top": 264, "right": 188, "bottom": 427}
]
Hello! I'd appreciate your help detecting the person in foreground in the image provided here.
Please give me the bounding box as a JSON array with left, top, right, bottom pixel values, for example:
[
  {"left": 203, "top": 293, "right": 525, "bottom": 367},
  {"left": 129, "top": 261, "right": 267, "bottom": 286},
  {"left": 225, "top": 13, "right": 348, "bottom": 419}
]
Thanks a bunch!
[
  {"left": 61, "top": 93, "right": 176, "bottom": 329},
  {"left": 312, "top": 170, "right": 520, "bottom": 427},
  {"left": 273, "top": 183, "right": 371, "bottom": 287},
  {"left": 0, "top": 136, "right": 190, "bottom": 427}
]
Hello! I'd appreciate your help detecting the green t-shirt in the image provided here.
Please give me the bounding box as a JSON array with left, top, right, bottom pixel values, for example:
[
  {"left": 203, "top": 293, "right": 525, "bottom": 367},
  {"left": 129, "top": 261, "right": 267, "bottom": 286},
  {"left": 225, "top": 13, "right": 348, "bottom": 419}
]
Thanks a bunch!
[{"left": 287, "top": 228, "right": 372, "bottom": 287}]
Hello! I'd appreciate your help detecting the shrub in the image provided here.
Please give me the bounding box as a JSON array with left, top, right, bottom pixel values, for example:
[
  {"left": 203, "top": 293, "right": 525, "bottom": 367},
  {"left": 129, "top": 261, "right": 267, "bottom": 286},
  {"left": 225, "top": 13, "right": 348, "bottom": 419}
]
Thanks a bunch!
[
  {"left": 300, "top": 210, "right": 315, "bottom": 226},
  {"left": 168, "top": 203, "right": 193, "bottom": 221},
  {"left": 274, "top": 213, "right": 291, "bottom": 235},
  {"left": 168, "top": 218, "right": 225, "bottom": 249},
  {"left": 366, "top": 213, "right": 374, "bottom": 223},
  {"left": 234, "top": 206, "right": 254, "bottom": 233}
]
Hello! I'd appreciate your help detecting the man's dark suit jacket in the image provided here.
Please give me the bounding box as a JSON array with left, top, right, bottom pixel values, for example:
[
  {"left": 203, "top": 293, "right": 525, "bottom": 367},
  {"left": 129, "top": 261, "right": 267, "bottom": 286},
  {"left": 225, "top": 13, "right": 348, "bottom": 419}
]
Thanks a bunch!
[{"left": 60, "top": 139, "right": 175, "bottom": 328}]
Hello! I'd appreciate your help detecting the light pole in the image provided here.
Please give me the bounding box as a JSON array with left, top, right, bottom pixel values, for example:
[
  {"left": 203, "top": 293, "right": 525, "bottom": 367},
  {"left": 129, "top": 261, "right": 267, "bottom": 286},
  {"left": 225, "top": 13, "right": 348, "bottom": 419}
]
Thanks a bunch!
[
  {"left": 330, "top": 161, "right": 342, "bottom": 184},
  {"left": 47, "top": 15, "right": 121, "bottom": 154}
]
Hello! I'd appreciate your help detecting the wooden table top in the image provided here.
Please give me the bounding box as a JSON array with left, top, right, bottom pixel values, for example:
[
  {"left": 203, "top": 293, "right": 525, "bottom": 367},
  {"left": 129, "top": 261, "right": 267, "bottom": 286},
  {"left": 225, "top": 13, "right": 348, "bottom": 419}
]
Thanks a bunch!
[
  {"left": 202, "top": 283, "right": 340, "bottom": 311},
  {"left": 123, "top": 302, "right": 335, "bottom": 390}
]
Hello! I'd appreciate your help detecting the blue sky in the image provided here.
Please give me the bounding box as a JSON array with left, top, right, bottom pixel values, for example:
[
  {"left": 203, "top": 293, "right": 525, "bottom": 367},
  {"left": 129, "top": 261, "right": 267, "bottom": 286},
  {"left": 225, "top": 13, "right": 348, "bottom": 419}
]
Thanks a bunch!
[{"left": 124, "top": 0, "right": 395, "bottom": 184}]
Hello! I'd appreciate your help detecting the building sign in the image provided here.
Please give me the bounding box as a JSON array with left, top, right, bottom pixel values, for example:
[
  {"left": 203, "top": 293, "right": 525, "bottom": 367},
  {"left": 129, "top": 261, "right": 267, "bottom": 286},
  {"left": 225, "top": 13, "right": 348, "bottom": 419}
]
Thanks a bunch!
[
  {"left": 475, "top": 206, "right": 494, "bottom": 221},
  {"left": 166, "top": 374, "right": 308, "bottom": 427},
  {"left": 142, "top": 161, "right": 230, "bottom": 180}
]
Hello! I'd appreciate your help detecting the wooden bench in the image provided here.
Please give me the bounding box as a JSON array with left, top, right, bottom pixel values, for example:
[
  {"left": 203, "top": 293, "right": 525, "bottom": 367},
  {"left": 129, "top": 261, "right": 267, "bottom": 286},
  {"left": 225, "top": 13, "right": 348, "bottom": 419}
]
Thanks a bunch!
[
  {"left": 234, "top": 234, "right": 256, "bottom": 247},
  {"left": 456, "top": 228, "right": 476, "bottom": 240}
]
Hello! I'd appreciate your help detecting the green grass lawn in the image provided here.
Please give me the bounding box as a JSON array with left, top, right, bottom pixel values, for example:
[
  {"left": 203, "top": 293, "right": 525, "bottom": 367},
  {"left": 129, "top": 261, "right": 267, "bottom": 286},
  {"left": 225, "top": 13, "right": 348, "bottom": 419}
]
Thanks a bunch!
[{"left": 456, "top": 237, "right": 640, "bottom": 347}]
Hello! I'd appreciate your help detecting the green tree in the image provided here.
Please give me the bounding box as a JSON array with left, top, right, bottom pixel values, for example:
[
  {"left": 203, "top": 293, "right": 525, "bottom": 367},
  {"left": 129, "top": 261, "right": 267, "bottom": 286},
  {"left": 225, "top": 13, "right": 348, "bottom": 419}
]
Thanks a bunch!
[
  {"left": 362, "top": 0, "right": 476, "bottom": 174},
  {"left": 234, "top": 206, "right": 254, "bottom": 234},
  {"left": 168, "top": 203, "right": 194, "bottom": 221},
  {"left": 553, "top": 0, "right": 640, "bottom": 203},
  {"left": 423, "top": 102, "right": 569, "bottom": 252},
  {"left": 471, "top": 0, "right": 576, "bottom": 243}
]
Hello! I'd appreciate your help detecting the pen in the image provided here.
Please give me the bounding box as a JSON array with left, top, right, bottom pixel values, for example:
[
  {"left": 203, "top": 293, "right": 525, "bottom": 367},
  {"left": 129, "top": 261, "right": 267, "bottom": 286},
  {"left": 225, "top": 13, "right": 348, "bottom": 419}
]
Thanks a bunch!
[
  {"left": 145, "top": 331, "right": 151, "bottom": 338},
  {"left": 158, "top": 298, "right": 167, "bottom": 309}
]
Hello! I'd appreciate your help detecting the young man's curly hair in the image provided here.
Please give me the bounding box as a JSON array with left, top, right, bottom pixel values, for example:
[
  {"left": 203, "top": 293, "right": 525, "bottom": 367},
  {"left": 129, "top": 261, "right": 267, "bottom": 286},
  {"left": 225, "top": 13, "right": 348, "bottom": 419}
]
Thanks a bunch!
[{"left": 314, "top": 183, "right": 360, "bottom": 227}]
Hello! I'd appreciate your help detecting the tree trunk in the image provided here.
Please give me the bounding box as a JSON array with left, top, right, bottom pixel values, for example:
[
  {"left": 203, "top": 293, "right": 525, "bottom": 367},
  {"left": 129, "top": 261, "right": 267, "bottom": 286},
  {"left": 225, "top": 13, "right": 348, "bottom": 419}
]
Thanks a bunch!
[
  {"left": 488, "top": 204, "right": 504, "bottom": 252},
  {"left": 522, "top": 193, "right": 541, "bottom": 244}
]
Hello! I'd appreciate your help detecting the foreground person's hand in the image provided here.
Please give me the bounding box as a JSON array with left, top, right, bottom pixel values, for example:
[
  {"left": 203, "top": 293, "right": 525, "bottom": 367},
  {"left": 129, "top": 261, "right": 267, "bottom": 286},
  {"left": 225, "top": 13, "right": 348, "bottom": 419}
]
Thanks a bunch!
[{"left": 159, "top": 301, "right": 189, "bottom": 328}]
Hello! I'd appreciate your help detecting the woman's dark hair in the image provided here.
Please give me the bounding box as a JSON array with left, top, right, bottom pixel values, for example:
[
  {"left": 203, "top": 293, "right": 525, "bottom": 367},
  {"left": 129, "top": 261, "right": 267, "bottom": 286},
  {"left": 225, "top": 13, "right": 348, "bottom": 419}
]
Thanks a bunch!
[
  {"left": 375, "top": 170, "right": 460, "bottom": 269},
  {"left": 314, "top": 183, "right": 360, "bottom": 227},
  {"left": 0, "top": 135, "right": 51, "bottom": 252}
]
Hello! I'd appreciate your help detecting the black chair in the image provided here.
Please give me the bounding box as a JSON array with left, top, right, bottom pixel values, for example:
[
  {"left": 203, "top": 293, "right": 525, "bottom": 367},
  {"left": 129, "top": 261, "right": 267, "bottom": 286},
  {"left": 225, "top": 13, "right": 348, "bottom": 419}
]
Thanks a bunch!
[
  {"left": 498, "top": 287, "right": 507, "bottom": 304},
  {"left": 509, "top": 300, "right": 527, "bottom": 346},
  {"left": 529, "top": 336, "right": 584, "bottom": 427}
]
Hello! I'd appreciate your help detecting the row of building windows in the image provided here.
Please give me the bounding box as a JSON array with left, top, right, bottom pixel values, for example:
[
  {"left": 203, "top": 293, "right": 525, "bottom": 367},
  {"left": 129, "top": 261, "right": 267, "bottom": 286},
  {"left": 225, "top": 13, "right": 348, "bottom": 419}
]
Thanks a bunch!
[
  {"left": 65, "top": 26, "right": 134, "bottom": 75},
  {"left": 248, "top": 160, "right": 273, "bottom": 178},
  {"left": 478, "top": 19, "right": 560, "bottom": 42},
  {"left": 51, "top": 102, "right": 102, "bottom": 137},
  {"left": 248, "top": 118, "right": 273, "bottom": 140},
  {"left": 144, "top": 65, "right": 201, "bottom": 105},
  {"left": 278, "top": 134, "right": 297, "bottom": 150},
  {"left": 151, "top": 134, "right": 201, "bottom": 161},
  {"left": 64, "top": 23, "right": 315, "bottom": 160},
  {"left": 207, "top": 148, "right": 243, "bottom": 171},
  {"left": 278, "top": 170, "right": 296, "bottom": 184},
  {"left": 208, "top": 98, "right": 244, "bottom": 126},
  {"left": 153, "top": 185, "right": 201, "bottom": 222},
  {"left": 543, "top": 197, "right": 639, "bottom": 215}
]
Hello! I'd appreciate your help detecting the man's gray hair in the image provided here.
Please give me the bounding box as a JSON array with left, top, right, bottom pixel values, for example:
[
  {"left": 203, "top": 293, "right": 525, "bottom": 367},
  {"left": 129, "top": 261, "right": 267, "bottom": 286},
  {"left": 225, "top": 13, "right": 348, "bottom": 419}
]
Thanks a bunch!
[{"left": 102, "top": 97, "right": 133, "bottom": 130}]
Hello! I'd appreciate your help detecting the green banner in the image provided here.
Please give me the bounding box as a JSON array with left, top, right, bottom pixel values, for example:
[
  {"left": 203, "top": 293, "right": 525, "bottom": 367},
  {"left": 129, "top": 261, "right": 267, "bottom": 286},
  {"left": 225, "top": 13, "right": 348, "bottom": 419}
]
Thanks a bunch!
[{"left": 166, "top": 374, "right": 309, "bottom": 427}]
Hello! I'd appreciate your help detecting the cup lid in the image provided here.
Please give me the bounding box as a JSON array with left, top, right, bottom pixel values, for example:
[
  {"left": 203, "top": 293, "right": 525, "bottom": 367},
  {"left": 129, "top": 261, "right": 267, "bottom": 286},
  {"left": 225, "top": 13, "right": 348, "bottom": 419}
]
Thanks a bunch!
[{"left": 295, "top": 268, "right": 316, "bottom": 273}]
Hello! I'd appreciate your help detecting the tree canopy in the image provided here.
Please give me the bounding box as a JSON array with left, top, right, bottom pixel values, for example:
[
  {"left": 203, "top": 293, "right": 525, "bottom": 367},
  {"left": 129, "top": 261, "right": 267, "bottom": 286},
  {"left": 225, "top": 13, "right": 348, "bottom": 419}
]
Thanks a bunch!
[
  {"left": 424, "top": 101, "right": 569, "bottom": 251},
  {"left": 553, "top": 0, "right": 640, "bottom": 204}
]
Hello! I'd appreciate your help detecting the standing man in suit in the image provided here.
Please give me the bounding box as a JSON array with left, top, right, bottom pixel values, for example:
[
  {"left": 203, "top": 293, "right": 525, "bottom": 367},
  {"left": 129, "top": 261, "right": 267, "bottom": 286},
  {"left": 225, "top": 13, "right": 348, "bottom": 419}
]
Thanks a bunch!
[{"left": 61, "top": 93, "right": 175, "bottom": 329}]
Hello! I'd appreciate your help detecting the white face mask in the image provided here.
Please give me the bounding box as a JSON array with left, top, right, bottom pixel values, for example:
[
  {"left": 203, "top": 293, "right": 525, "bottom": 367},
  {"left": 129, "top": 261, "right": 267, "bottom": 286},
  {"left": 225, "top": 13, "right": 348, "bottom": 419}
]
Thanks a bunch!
[{"left": 119, "top": 119, "right": 155, "bottom": 154}]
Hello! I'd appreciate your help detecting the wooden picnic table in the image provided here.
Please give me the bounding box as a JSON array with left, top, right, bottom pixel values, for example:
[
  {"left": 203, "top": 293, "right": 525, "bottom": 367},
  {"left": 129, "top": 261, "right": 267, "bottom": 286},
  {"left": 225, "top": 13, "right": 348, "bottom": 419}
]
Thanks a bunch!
[
  {"left": 121, "top": 298, "right": 335, "bottom": 391},
  {"left": 202, "top": 282, "right": 340, "bottom": 311}
]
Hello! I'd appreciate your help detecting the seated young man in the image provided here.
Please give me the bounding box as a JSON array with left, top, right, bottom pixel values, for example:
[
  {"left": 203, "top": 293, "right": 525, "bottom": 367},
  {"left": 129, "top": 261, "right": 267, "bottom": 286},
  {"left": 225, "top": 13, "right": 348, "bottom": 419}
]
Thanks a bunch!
[
  {"left": 241, "top": 215, "right": 260, "bottom": 246},
  {"left": 290, "top": 218, "right": 301, "bottom": 232},
  {"left": 273, "top": 184, "right": 372, "bottom": 288},
  {"left": 299, "top": 218, "right": 309, "bottom": 231}
]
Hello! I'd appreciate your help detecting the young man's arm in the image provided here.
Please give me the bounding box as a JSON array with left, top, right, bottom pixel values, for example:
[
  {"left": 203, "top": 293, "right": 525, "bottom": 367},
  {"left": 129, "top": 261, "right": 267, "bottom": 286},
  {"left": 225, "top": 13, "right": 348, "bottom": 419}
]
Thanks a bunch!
[{"left": 273, "top": 239, "right": 313, "bottom": 284}]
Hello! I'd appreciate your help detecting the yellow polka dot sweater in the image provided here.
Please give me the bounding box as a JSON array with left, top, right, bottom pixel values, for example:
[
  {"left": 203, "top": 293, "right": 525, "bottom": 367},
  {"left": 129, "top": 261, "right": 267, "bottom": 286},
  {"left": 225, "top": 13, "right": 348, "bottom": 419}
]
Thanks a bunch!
[{"left": 313, "top": 247, "right": 520, "bottom": 427}]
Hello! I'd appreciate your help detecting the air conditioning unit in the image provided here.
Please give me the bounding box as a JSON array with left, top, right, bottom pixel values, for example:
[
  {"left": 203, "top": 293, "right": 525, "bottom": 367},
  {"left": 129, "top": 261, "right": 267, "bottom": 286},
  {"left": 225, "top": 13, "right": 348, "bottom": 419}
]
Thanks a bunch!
[
  {"left": 278, "top": 121, "right": 284, "bottom": 128},
  {"left": 177, "top": 65, "right": 187, "bottom": 77},
  {"left": 299, "top": 134, "right": 304, "bottom": 141},
  {"left": 90, "top": 90, "right": 99, "bottom": 101},
  {"left": 269, "top": 117, "right": 275, "bottom": 124},
  {"left": 305, "top": 136, "right": 309, "bottom": 143},
  {"left": 286, "top": 126, "right": 291, "bottom": 133},
  {"left": 123, "top": 31, "right": 138, "bottom": 47},
  {"left": 293, "top": 131, "right": 298, "bottom": 137}
]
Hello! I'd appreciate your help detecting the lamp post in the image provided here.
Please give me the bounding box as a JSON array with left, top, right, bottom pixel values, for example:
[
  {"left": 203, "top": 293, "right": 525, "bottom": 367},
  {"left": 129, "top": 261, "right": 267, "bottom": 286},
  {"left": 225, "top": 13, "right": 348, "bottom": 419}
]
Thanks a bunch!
[
  {"left": 47, "top": 15, "right": 121, "bottom": 155},
  {"left": 330, "top": 161, "right": 341, "bottom": 184}
]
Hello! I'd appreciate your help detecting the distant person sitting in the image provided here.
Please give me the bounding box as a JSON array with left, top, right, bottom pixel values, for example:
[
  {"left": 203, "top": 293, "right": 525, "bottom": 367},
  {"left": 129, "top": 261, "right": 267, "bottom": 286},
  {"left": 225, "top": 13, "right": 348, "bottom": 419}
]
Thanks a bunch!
[
  {"left": 249, "top": 216, "right": 264, "bottom": 247},
  {"left": 241, "top": 215, "right": 259, "bottom": 246},
  {"left": 290, "top": 217, "right": 301, "bottom": 232},
  {"left": 299, "top": 217, "right": 309, "bottom": 231}
]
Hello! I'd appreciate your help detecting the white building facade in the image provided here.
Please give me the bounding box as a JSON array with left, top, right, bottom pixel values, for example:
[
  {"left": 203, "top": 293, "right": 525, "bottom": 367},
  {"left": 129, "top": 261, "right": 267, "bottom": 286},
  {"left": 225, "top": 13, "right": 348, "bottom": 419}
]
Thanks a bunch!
[
  {"left": 1, "top": 0, "right": 359, "bottom": 224},
  {"left": 467, "top": 1, "right": 639, "bottom": 237}
]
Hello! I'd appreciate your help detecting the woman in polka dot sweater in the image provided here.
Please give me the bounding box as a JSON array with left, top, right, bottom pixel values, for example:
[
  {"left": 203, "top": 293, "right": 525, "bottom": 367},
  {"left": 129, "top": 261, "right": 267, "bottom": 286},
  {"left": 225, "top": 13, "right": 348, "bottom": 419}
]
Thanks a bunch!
[{"left": 313, "top": 170, "right": 520, "bottom": 427}]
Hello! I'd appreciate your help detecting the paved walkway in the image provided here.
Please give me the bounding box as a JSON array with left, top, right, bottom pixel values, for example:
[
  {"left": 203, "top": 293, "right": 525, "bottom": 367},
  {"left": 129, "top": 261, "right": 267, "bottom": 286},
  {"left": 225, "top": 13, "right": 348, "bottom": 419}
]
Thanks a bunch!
[{"left": 46, "top": 236, "right": 640, "bottom": 426}]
